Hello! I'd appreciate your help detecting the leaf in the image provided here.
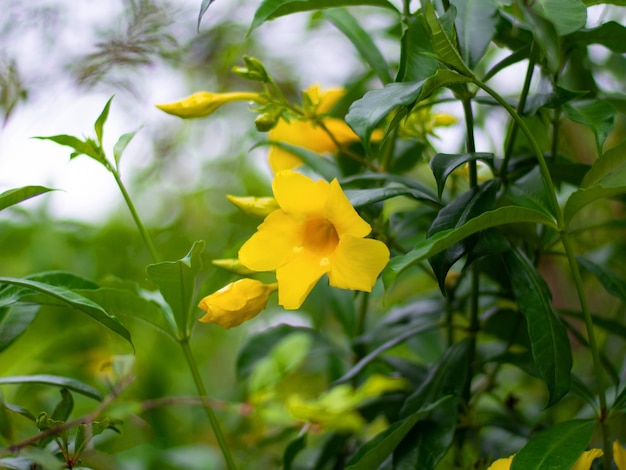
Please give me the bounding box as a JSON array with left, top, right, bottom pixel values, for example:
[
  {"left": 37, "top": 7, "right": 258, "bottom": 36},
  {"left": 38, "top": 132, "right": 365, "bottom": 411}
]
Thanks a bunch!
[
  {"left": 528, "top": 0, "right": 587, "bottom": 36},
  {"left": 422, "top": 1, "right": 472, "bottom": 76},
  {"left": 34, "top": 134, "right": 104, "bottom": 164},
  {"left": 345, "top": 396, "right": 454, "bottom": 470},
  {"left": 345, "top": 186, "right": 438, "bottom": 208},
  {"left": 510, "top": 419, "right": 595, "bottom": 469},
  {"left": 581, "top": 138, "right": 626, "bottom": 188},
  {"left": 396, "top": 13, "right": 439, "bottom": 83},
  {"left": 450, "top": 0, "right": 498, "bottom": 68},
  {"left": 145, "top": 241, "right": 206, "bottom": 339},
  {"left": 346, "top": 80, "right": 426, "bottom": 148},
  {"left": 77, "top": 287, "right": 177, "bottom": 340},
  {"left": 262, "top": 141, "right": 340, "bottom": 181},
  {"left": 419, "top": 69, "right": 474, "bottom": 101},
  {"left": 248, "top": 0, "right": 398, "bottom": 34},
  {"left": 0, "top": 375, "right": 103, "bottom": 401},
  {"left": 113, "top": 129, "right": 140, "bottom": 170},
  {"left": 384, "top": 206, "right": 557, "bottom": 288},
  {"left": 324, "top": 9, "right": 391, "bottom": 84},
  {"left": 0, "top": 277, "right": 132, "bottom": 348},
  {"left": 503, "top": 248, "right": 572, "bottom": 406},
  {"left": 0, "top": 392, "right": 12, "bottom": 442},
  {"left": 0, "top": 186, "right": 56, "bottom": 212},
  {"left": 51, "top": 389, "right": 74, "bottom": 422},
  {"left": 577, "top": 256, "right": 626, "bottom": 303},
  {"left": 197, "top": 0, "right": 217, "bottom": 31},
  {"left": 94, "top": 96, "right": 114, "bottom": 146},
  {"left": 563, "top": 100, "right": 615, "bottom": 156},
  {"left": 429, "top": 152, "right": 494, "bottom": 199},
  {"left": 564, "top": 184, "right": 626, "bottom": 225},
  {"left": 570, "top": 21, "right": 626, "bottom": 53},
  {"left": 505, "top": 167, "right": 554, "bottom": 219},
  {"left": 283, "top": 433, "right": 307, "bottom": 470},
  {"left": 0, "top": 305, "right": 39, "bottom": 353}
]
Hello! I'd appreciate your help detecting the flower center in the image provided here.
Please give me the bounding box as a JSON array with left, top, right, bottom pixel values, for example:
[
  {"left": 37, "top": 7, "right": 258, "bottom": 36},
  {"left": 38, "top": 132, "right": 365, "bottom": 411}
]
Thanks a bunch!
[{"left": 302, "top": 218, "right": 339, "bottom": 257}]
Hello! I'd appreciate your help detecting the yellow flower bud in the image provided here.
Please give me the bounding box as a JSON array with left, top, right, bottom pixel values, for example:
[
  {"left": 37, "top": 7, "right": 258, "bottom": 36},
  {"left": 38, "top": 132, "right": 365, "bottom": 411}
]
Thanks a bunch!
[
  {"left": 156, "top": 91, "right": 262, "bottom": 119},
  {"left": 226, "top": 195, "right": 279, "bottom": 218},
  {"left": 212, "top": 258, "right": 256, "bottom": 275},
  {"left": 198, "top": 279, "right": 278, "bottom": 329},
  {"left": 431, "top": 113, "right": 458, "bottom": 127}
]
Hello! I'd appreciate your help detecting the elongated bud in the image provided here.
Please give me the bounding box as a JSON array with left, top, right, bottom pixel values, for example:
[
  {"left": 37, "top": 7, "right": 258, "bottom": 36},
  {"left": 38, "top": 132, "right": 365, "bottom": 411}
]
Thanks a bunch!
[
  {"left": 198, "top": 279, "right": 278, "bottom": 329},
  {"left": 212, "top": 258, "right": 256, "bottom": 275},
  {"left": 156, "top": 91, "right": 261, "bottom": 119},
  {"left": 226, "top": 195, "right": 279, "bottom": 217}
]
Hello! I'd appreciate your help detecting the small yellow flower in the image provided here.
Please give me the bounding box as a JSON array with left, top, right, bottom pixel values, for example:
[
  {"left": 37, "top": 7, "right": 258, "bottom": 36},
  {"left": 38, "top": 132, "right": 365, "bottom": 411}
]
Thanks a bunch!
[
  {"left": 615, "top": 441, "right": 626, "bottom": 470},
  {"left": 268, "top": 85, "right": 361, "bottom": 172},
  {"left": 226, "top": 195, "right": 279, "bottom": 218},
  {"left": 198, "top": 279, "right": 278, "bottom": 329},
  {"left": 238, "top": 171, "right": 390, "bottom": 309},
  {"left": 156, "top": 91, "right": 262, "bottom": 119}
]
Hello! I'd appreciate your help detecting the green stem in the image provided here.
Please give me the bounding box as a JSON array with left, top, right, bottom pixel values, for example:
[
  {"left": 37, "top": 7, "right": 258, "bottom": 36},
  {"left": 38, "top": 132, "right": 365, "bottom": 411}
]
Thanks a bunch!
[
  {"left": 110, "top": 169, "right": 159, "bottom": 263},
  {"left": 474, "top": 78, "right": 611, "bottom": 467},
  {"left": 180, "top": 339, "right": 237, "bottom": 470}
]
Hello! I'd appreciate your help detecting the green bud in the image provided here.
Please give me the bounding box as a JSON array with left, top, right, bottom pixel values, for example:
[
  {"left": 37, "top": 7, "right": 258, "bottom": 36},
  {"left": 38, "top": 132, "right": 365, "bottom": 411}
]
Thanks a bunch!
[{"left": 255, "top": 112, "right": 279, "bottom": 132}]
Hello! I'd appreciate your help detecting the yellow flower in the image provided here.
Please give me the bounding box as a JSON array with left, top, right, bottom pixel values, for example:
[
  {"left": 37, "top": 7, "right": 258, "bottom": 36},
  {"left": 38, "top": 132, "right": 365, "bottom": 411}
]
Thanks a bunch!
[
  {"left": 238, "top": 171, "right": 390, "bottom": 309},
  {"left": 156, "top": 91, "right": 262, "bottom": 119},
  {"left": 487, "top": 442, "right": 626, "bottom": 470},
  {"left": 197, "top": 279, "right": 278, "bottom": 329},
  {"left": 268, "top": 85, "right": 360, "bottom": 172}
]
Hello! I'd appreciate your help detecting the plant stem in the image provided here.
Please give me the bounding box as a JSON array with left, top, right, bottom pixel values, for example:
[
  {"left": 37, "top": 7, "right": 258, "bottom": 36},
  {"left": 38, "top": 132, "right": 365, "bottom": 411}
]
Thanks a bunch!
[
  {"left": 110, "top": 169, "right": 159, "bottom": 264},
  {"left": 474, "top": 78, "right": 611, "bottom": 468},
  {"left": 179, "top": 339, "right": 237, "bottom": 470}
]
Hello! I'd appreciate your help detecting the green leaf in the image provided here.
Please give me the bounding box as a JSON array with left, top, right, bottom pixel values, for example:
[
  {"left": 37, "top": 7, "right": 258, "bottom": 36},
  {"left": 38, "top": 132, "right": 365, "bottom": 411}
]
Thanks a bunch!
[
  {"left": 0, "top": 305, "right": 39, "bottom": 353},
  {"left": 113, "top": 129, "right": 140, "bottom": 170},
  {"left": 570, "top": 21, "right": 626, "bottom": 53},
  {"left": 345, "top": 396, "right": 453, "bottom": 470},
  {"left": 345, "top": 186, "right": 438, "bottom": 208},
  {"left": 505, "top": 167, "right": 554, "bottom": 219},
  {"left": 422, "top": 1, "right": 472, "bottom": 76},
  {"left": 1, "top": 448, "right": 64, "bottom": 470},
  {"left": 511, "top": 419, "right": 595, "bottom": 469},
  {"left": 197, "top": 0, "right": 217, "bottom": 31},
  {"left": 94, "top": 96, "right": 114, "bottom": 146},
  {"left": 283, "top": 433, "right": 307, "bottom": 470},
  {"left": 0, "top": 277, "right": 132, "bottom": 348},
  {"left": 396, "top": 13, "right": 439, "bottom": 83},
  {"left": 450, "top": 0, "right": 498, "bottom": 68},
  {"left": 0, "top": 392, "right": 12, "bottom": 442},
  {"left": 419, "top": 68, "right": 474, "bottom": 100},
  {"left": 384, "top": 206, "right": 557, "bottom": 288},
  {"left": 249, "top": 0, "right": 398, "bottom": 34},
  {"left": 577, "top": 256, "right": 626, "bottom": 303},
  {"left": 528, "top": 0, "right": 587, "bottom": 36},
  {"left": 51, "top": 389, "right": 74, "bottom": 422},
  {"left": 521, "top": 7, "right": 560, "bottom": 73},
  {"left": 503, "top": 248, "right": 572, "bottom": 406},
  {"left": 563, "top": 100, "right": 615, "bottom": 156},
  {"left": 564, "top": 184, "right": 626, "bottom": 225},
  {"left": 429, "top": 152, "right": 494, "bottom": 199},
  {"left": 0, "top": 375, "right": 103, "bottom": 401},
  {"left": 324, "top": 9, "right": 391, "bottom": 84},
  {"left": 35, "top": 134, "right": 105, "bottom": 164},
  {"left": 77, "top": 287, "right": 177, "bottom": 340},
  {"left": 0, "top": 186, "right": 56, "bottom": 212},
  {"left": 262, "top": 141, "right": 340, "bottom": 181},
  {"left": 581, "top": 138, "right": 626, "bottom": 188},
  {"left": 346, "top": 80, "right": 426, "bottom": 148},
  {"left": 146, "top": 241, "right": 206, "bottom": 339}
]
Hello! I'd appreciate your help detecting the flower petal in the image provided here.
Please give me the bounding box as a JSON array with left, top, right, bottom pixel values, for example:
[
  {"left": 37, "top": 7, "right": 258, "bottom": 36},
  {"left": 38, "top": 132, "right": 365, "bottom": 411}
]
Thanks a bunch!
[
  {"left": 268, "top": 145, "right": 306, "bottom": 172},
  {"left": 328, "top": 236, "right": 389, "bottom": 291},
  {"left": 239, "top": 210, "right": 303, "bottom": 271},
  {"left": 273, "top": 171, "right": 329, "bottom": 218},
  {"left": 571, "top": 449, "right": 603, "bottom": 470},
  {"left": 325, "top": 178, "right": 371, "bottom": 237},
  {"left": 276, "top": 252, "right": 329, "bottom": 309},
  {"left": 486, "top": 456, "right": 513, "bottom": 470},
  {"left": 615, "top": 441, "right": 626, "bottom": 470},
  {"left": 317, "top": 89, "right": 345, "bottom": 114},
  {"left": 269, "top": 119, "right": 338, "bottom": 154},
  {"left": 321, "top": 117, "right": 359, "bottom": 144}
]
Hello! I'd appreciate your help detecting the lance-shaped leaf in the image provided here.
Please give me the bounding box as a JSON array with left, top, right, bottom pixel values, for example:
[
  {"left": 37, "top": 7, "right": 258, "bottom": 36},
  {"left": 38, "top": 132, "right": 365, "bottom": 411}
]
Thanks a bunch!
[
  {"left": 450, "top": 0, "right": 498, "bottom": 68},
  {"left": 570, "top": 21, "right": 626, "bottom": 53},
  {"left": 146, "top": 241, "right": 206, "bottom": 339},
  {"left": 197, "top": 0, "right": 217, "bottom": 31},
  {"left": 422, "top": 1, "right": 472, "bottom": 76},
  {"left": 0, "top": 186, "right": 56, "bottom": 213},
  {"left": 396, "top": 13, "right": 439, "bottom": 83},
  {"left": 346, "top": 186, "right": 439, "bottom": 208},
  {"left": 503, "top": 247, "right": 572, "bottom": 406},
  {"left": 564, "top": 100, "right": 615, "bottom": 157},
  {"left": 577, "top": 256, "right": 626, "bottom": 303},
  {"left": 528, "top": 0, "right": 587, "bottom": 36},
  {"left": 0, "top": 305, "right": 39, "bottom": 353},
  {"left": 511, "top": 419, "right": 595, "bottom": 469},
  {"left": 505, "top": 167, "right": 555, "bottom": 219},
  {"left": 0, "top": 375, "right": 103, "bottom": 401},
  {"left": 324, "top": 8, "right": 391, "bottom": 84},
  {"left": 94, "top": 96, "right": 114, "bottom": 146},
  {"left": 345, "top": 396, "right": 454, "bottom": 470},
  {"left": 384, "top": 206, "right": 557, "bottom": 289},
  {"left": 248, "top": 0, "right": 398, "bottom": 34},
  {"left": 581, "top": 138, "right": 626, "bottom": 188},
  {"left": 34, "top": 134, "right": 105, "bottom": 164},
  {"left": 0, "top": 277, "right": 132, "bottom": 348},
  {"left": 113, "top": 128, "right": 141, "bottom": 170},
  {"left": 429, "top": 152, "right": 495, "bottom": 199}
]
